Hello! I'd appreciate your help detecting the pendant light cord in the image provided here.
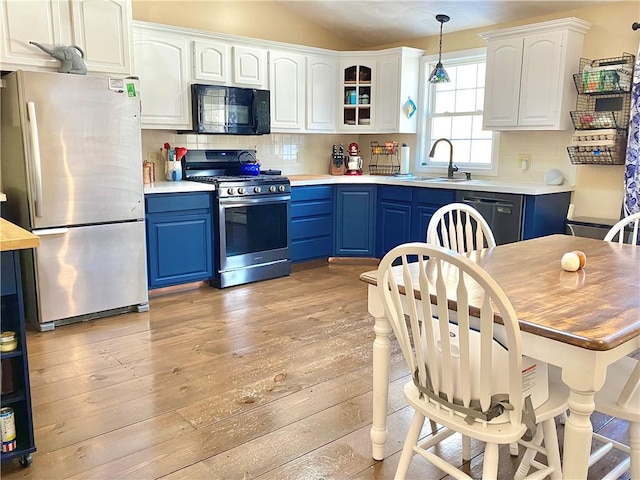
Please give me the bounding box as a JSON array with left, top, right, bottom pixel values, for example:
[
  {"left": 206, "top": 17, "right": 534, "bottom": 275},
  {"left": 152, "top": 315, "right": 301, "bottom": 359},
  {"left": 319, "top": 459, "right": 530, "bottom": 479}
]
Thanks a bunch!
[{"left": 438, "top": 20, "right": 444, "bottom": 62}]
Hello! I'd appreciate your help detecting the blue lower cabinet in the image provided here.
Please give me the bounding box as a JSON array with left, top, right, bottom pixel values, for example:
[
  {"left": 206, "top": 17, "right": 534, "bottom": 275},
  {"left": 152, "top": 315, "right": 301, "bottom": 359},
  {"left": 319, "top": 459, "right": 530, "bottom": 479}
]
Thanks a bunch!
[
  {"left": 376, "top": 186, "right": 413, "bottom": 258},
  {"left": 335, "top": 185, "right": 376, "bottom": 257},
  {"left": 145, "top": 193, "right": 213, "bottom": 288},
  {"left": 412, "top": 188, "right": 456, "bottom": 241},
  {"left": 522, "top": 192, "right": 572, "bottom": 240},
  {"left": 290, "top": 186, "right": 334, "bottom": 262}
]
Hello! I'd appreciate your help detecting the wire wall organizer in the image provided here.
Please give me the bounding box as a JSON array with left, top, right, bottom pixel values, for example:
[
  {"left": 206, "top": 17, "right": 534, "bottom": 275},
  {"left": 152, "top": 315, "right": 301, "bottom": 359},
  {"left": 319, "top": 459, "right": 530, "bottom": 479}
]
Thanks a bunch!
[
  {"left": 567, "top": 129, "right": 627, "bottom": 165},
  {"left": 571, "top": 94, "right": 631, "bottom": 130},
  {"left": 567, "top": 51, "right": 635, "bottom": 165},
  {"left": 369, "top": 141, "right": 399, "bottom": 175},
  {"left": 572, "top": 53, "right": 635, "bottom": 95}
]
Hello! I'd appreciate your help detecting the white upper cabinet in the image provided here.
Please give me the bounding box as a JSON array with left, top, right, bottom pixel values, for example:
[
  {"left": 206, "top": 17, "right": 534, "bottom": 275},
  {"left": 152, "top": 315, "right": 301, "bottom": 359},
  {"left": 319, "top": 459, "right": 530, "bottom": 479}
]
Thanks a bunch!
[
  {"left": 481, "top": 17, "right": 591, "bottom": 131},
  {"left": 0, "top": 0, "right": 132, "bottom": 75},
  {"left": 192, "top": 39, "right": 229, "bottom": 83},
  {"left": 337, "top": 47, "right": 423, "bottom": 133},
  {"left": 375, "top": 47, "right": 422, "bottom": 133},
  {"left": 133, "top": 25, "right": 191, "bottom": 129},
  {"left": 233, "top": 45, "right": 267, "bottom": 88},
  {"left": 339, "top": 58, "right": 375, "bottom": 131},
  {"left": 269, "top": 50, "right": 305, "bottom": 131},
  {"left": 306, "top": 54, "right": 337, "bottom": 132},
  {"left": 70, "top": 0, "right": 132, "bottom": 74}
]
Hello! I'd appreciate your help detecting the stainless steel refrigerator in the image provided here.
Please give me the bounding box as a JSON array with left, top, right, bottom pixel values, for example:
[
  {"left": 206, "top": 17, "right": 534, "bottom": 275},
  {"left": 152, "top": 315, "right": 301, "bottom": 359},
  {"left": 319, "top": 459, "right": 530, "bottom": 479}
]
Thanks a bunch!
[{"left": 1, "top": 70, "right": 148, "bottom": 331}]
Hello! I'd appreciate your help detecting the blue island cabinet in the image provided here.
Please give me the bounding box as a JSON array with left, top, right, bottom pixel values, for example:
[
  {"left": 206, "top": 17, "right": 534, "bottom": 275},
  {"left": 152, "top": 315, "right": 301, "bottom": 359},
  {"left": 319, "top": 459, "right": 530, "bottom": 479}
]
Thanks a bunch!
[
  {"left": 145, "top": 193, "right": 213, "bottom": 288},
  {"left": 290, "top": 186, "right": 334, "bottom": 263},
  {"left": 335, "top": 185, "right": 376, "bottom": 257}
]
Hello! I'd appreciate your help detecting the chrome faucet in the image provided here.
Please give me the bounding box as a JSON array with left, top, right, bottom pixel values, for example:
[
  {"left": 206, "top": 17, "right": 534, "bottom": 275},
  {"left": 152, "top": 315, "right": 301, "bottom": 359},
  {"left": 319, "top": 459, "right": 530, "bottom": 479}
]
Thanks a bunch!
[{"left": 429, "top": 138, "right": 458, "bottom": 179}]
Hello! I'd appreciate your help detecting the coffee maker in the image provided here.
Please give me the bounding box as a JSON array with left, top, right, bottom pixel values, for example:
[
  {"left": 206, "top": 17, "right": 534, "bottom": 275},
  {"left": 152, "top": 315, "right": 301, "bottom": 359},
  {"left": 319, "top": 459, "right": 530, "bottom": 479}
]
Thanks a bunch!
[{"left": 345, "top": 142, "right": 363, "bottom": 175}]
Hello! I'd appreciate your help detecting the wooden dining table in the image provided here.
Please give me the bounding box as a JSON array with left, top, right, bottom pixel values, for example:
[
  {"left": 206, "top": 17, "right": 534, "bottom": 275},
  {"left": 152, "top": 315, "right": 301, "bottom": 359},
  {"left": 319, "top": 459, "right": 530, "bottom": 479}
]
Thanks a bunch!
[{"left": 359, "top": 234, "right": 640, "bottom": 479}]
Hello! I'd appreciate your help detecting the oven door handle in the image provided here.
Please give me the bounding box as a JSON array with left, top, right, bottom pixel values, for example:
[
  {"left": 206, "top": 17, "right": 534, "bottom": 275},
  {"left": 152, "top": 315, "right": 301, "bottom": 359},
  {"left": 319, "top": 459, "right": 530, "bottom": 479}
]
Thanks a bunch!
[{"left": 218, "top": 194, "right": 290, "bottom": 206}]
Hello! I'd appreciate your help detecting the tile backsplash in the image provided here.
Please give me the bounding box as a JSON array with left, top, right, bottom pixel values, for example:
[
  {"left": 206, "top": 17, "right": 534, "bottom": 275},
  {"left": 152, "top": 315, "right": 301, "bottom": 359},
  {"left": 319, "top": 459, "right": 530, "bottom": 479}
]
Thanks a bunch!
[
  {"left": 142, "top": 130, "right": 356, "bottom": 177},
  {"left": 142, "top": 129, "right": 624, "bottom": 221}
]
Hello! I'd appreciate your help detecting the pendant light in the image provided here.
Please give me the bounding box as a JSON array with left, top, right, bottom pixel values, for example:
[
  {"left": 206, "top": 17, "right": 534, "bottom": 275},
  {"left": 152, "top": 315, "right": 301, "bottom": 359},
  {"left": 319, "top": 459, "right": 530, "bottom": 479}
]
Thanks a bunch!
[{"left": 428, "top": 14, "right": 450, "bottom": 83}]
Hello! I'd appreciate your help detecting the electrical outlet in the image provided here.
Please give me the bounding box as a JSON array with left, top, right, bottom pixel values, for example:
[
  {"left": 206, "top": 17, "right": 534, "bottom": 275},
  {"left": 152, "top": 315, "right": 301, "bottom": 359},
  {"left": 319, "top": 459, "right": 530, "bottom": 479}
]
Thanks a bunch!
[{"left": 518, "top": 153, "right": 531, "bottom": 170}]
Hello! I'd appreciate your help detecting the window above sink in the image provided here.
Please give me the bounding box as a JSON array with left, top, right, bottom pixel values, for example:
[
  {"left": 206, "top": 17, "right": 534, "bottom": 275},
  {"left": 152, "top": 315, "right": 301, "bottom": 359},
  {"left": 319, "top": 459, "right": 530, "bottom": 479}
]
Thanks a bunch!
[{"left": 416, "top": 48, "right": 499, "bottom": 177}]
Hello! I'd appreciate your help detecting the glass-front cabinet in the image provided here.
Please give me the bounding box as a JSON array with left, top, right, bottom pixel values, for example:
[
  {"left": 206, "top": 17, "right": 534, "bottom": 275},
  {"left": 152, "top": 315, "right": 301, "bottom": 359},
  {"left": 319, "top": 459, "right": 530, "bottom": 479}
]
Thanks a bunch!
[{"left": 340, "top": 60, "right": 375, "bottom": 130}]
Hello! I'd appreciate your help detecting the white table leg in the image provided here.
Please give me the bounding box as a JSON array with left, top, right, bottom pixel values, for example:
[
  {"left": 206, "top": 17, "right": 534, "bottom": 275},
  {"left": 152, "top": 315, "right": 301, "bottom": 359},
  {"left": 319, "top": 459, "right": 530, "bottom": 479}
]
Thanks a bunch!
[
  {"left": 562, "top": 388, "right": 596, "bottom": 479},
  {"left": 369, "top": 285, "right": 392, "bottom": 460}
]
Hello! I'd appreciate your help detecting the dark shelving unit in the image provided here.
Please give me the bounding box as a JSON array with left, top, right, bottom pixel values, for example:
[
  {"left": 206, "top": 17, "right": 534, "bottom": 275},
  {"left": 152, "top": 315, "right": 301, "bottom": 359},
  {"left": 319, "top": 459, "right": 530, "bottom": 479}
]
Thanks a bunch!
[{"left": 1, "top": 250, "right": 35, "bottom": 468}]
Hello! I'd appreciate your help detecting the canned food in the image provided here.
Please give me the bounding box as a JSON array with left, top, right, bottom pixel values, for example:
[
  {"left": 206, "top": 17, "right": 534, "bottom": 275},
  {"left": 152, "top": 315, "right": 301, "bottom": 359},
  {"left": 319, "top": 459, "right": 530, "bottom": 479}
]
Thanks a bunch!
[
  {"left": 0, "top": 331, "right": 17, "bottom": 352},
  {"left": 0, "top": 407, "right": 16, "bottom": 452}
]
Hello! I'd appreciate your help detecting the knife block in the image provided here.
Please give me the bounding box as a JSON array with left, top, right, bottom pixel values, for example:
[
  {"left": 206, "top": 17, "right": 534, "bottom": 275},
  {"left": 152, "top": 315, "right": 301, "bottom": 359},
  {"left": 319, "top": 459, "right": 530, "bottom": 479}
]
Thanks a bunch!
[{"left": 330, "top": 160, "right": 345, "bottom": 175}]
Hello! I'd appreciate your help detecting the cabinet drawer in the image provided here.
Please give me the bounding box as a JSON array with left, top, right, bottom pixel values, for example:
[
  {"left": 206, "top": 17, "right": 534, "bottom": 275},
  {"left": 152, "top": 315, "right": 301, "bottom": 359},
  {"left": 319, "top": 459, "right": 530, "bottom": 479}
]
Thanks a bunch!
[
  {"left": 291, "top": 216, "right": 332, "bottom": 240},
  {"left": 291, "top": 186, "right": 333, "bottom": 202},
  {"left": 291, "top": 238, "right": 332, "bottom": 262},
  {"left": 378, "top": 185, "right": 413, "bottom": 203},
  {"left": 145, "top": 193, "right": 211, "bottom": 214},
  {"left": 291, "top": 201, "right": 333, "bottom": 219},
  {"left": 415, "top": 188, "right": 455, "bottom": 206}
]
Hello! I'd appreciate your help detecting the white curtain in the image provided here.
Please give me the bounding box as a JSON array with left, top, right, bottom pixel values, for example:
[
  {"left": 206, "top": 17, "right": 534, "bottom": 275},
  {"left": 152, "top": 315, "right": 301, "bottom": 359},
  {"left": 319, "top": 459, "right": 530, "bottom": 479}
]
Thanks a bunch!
[{"left": 624, "top": 44, "right": 640, "bottom": 215}]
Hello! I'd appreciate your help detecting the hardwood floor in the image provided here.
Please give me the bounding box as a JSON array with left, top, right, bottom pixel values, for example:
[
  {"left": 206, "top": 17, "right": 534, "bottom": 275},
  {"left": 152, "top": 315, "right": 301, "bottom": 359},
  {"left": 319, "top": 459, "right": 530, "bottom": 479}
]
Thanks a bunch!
[{"left": 1, "top": 262, "right": 633, "bottom": 479}]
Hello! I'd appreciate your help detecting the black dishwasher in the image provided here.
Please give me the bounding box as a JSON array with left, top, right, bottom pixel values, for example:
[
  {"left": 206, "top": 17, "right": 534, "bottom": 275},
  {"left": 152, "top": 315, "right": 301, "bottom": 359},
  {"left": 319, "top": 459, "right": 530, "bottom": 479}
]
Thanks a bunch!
[{"left": 455, "top": 191, "right": 523, "bottom": 245}]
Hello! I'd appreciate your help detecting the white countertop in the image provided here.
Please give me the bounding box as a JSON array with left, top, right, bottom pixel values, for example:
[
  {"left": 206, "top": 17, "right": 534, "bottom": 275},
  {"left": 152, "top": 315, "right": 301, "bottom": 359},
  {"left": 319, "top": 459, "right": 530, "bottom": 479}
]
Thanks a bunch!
[
  {"left": 144, "top": 181, "right": 216, "bottom": 194},
  {"left": 143, "top": 176, "right": 574, "bottom": 196},
  {"left": 287, "top": 174, "right": 574, "bottom": 195}
]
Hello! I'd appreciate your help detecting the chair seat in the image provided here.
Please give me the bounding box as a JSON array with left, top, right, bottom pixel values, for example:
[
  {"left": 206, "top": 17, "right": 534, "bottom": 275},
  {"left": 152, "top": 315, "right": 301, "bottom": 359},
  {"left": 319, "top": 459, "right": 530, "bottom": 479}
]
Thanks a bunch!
[
  {"left": 403, "top": 366, "right": 569, "bottom": 445},
  {"left": 596, "top": 356, "right": 640, "bottom": 422}
]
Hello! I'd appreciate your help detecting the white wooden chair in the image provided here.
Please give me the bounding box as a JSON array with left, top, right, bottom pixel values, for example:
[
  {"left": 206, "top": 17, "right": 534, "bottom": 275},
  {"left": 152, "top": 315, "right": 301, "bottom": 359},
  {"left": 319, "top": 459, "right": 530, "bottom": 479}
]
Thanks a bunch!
[
  {"left": 377, "top": 243, "right": 568, "bottom": 479},
  {"left": 585, "top": 222, "right": 640, "bottom": 478},
  {"left": 603, "top": 211, "right": 640, "bottom": 244},
  {"left": 426, "top": 203, "right": 496, "bottom": 252},
  {"left": 426, "top": 202, "right": 507, "bottom": 459},
  {"left": 589, "top": 356, "right": 640, "bottom": 479}
]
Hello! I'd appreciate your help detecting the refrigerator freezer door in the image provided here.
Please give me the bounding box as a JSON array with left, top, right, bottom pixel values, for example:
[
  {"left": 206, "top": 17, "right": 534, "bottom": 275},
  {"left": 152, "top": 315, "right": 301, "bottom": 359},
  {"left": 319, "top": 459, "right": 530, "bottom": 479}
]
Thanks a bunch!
[
  {"left": 32, "top": 221, "right": 148, "bottom": 325},
  {"left": 19, "top": 71, "right": 144, "bottom": 228}
]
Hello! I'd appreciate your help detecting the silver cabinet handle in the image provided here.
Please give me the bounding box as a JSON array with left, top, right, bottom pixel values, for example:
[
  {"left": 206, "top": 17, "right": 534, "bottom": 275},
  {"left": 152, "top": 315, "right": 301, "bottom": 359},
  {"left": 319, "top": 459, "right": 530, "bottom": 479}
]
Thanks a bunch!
[{"left": 27, "top": 102, "right": 43, "bottom": 218}]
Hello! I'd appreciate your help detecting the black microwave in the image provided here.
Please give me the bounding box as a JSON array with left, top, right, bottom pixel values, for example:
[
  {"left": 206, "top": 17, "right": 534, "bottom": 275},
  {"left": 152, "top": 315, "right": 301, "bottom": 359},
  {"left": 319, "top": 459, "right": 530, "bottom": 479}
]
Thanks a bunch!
[{"left": 189, "top": 85, "right": 270, "bottom": 135}]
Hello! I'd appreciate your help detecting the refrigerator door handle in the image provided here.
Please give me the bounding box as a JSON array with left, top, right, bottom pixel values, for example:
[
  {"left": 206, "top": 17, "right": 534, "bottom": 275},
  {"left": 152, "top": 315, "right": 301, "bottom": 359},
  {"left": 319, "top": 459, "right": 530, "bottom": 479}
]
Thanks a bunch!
[
  {"left": 27, "top": 101, "right": 44, "bottom": 218},
  {"left": 32, "top": 228, "right": 70, "bottom": 236}
]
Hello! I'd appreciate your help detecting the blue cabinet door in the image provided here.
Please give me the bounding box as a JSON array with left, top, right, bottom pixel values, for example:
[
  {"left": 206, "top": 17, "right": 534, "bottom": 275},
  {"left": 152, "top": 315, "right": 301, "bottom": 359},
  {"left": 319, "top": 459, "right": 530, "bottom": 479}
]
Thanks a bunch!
[
  {"left": 335, "top": 185, "right": 376, "bottom": 257},
  {"left": 522, "top": 192, "right": 572, "bottom": 240},
  {"left": 145, "top": 193, "right": 213, "bottom": 288},
  {"left": 412, "top": 188, "right": 456, "bottom": 242},
  {"left": 290, "top": 186, "right": 334, "bottom": 262},
  {"left": 376, "top": 186, "right": 413, "bottom": 258}
]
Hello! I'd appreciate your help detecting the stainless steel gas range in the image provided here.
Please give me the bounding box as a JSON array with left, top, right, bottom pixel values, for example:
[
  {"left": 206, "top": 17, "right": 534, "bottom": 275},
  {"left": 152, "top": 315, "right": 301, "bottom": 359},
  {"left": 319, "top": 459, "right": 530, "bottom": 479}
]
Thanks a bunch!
[{"left": 183, "top": 149, "right": 291, "bottom": 288}]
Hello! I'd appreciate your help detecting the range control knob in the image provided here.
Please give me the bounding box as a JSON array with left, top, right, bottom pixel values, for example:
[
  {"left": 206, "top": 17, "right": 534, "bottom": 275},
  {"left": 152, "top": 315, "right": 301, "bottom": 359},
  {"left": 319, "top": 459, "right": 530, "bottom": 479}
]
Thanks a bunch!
[
  {"left": 227, "top": 188, "right": 235, "bottom": 195},
  {"left": 278, "top": 185, "right": 286, "bottom": 192},
  {"left": 238, "top": 187, "right": 246, "bottom": 195},
  {"left": 254, "top": 186, "right": 262, "bottom": 193},
  {"left": 269, "top": 185, "right": 277, "bottom": 193}
]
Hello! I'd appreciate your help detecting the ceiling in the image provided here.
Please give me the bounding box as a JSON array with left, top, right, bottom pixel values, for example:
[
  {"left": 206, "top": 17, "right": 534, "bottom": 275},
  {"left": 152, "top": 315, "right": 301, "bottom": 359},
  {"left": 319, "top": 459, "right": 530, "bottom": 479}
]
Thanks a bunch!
[{"left": 274, "top": 0, "right": 617, "bottom": 48}]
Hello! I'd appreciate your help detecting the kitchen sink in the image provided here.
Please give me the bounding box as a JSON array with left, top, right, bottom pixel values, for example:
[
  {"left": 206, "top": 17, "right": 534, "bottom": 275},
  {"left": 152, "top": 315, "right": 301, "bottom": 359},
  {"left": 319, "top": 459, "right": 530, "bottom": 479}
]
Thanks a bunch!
[{"left": 426, "top": 177, "right": 470, "bottom": 183}]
